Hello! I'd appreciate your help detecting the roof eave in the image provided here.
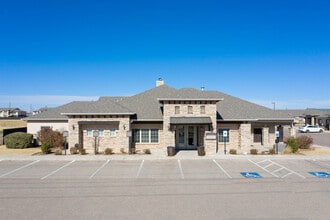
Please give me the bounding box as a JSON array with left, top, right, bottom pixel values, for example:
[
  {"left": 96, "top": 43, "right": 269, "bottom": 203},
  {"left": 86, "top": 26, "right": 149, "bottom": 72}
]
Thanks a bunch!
[
  {"left": 158, "top": 98, "right": 223, "bottom": 102},
  {"left": 61, "top": 112, "right": 136, "bottom": 116}
]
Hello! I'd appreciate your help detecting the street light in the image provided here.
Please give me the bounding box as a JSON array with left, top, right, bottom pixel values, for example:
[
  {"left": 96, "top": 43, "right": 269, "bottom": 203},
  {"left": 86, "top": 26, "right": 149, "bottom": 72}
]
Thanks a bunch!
[
  {"left": 93, "top": 130, "right": 99, "bottom": 155},
  {"left": 63, "top": 130, "right": 69, "bottom": 155},
  {"left": 272, "top": 102, "right": 276, "bottom": 111}
]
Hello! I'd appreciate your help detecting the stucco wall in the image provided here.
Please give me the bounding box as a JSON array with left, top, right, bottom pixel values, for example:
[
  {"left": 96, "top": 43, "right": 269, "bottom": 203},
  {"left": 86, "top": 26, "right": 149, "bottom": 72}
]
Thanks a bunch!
[{"left": 27, "top": 121, "right": 68, "bottom": 136}]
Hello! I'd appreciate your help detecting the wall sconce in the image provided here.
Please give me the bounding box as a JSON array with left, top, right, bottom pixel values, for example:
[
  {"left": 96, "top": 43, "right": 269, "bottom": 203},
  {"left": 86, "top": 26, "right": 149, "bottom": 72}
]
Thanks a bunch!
[
  {"left": 123, "top": 124, "right": 126, "bottom": 130},
  {"left": 72, "top": 125, "right": 75, "bottom": 130}
]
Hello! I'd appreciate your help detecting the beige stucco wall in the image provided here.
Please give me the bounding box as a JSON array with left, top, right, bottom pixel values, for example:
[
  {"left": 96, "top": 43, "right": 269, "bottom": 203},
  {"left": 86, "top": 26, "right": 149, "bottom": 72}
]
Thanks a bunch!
[{"left": 27, "top": 121, "right": 68, "bottom": 136}]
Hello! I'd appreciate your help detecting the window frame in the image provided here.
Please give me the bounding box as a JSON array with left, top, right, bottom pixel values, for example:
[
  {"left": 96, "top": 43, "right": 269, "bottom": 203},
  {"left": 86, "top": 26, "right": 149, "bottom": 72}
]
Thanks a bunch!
[
  {"left": 133, "top": 129, "right": 159, "bottom": 144},
  {"left": 218, "top": 128, "right": 230, "bottom": 143}
]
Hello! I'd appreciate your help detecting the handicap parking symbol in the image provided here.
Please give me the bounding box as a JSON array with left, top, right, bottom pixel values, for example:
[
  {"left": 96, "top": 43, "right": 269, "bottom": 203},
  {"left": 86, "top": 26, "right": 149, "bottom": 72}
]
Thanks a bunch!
[
  {"left": 309, "top": 172, "right": 330, "bottom": 178},
  {"left": 241, "top": 172, "right": 262, "bottom": 178}
]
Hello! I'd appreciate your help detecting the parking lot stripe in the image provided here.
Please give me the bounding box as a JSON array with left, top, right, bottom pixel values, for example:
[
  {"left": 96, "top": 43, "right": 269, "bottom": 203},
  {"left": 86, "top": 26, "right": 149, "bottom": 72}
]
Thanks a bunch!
[
  {"left": 89, "top": 159, "right": 110, "bottom": 179},
  {"left": 273, "top": 167, "right": 285, "bottom": 173},
  {"left": 178, "top": 159, "right": 184, "bottom": 179},
  {"left": 0, "top": 160, "right": 40, "bottom": 178},
  {"left": 136, "top": 160, "right": 145, "bottom": 178},
  {"left": 270, "top": 161, "right": 306, "bottom": 179},
  {"left": 248, "top": 159, "right": 279, "bottom": 178},
  {"left": 281, "top": 172, "right": 294, "bottom": 178},
  {"left": 41, "top": 160, "right": 75, "bottom": 180},
  {"left": 213, "top": 159, "right": 232, "bottom": 178}
]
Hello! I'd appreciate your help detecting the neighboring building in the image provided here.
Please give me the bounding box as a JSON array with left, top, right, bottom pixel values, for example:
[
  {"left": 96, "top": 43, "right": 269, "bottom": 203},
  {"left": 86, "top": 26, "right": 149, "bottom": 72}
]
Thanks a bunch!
[
  {"left": 277, "top": 109, "right": 330, "bottom": 130},
  {"left": 24, "top": 80, "right": 294, "bottom": 155},
  {"left": 0, "top": 108, "right": 27, "bottom": 118},
  {"left": 32, "top": 107, "right": 49, "bottom": 115}
]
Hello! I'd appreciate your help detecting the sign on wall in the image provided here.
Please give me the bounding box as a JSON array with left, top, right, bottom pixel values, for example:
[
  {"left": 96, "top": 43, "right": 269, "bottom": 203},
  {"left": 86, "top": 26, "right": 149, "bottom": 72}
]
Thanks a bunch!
[{"left": 206, "top": 133, "right": 217, "bottom": 140}]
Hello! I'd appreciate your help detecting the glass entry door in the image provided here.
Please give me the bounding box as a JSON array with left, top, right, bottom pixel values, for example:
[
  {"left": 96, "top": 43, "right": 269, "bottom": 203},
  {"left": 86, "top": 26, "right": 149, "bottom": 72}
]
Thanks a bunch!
[{"left": 176, "top": 126, "right": 198, "bottom": 149}]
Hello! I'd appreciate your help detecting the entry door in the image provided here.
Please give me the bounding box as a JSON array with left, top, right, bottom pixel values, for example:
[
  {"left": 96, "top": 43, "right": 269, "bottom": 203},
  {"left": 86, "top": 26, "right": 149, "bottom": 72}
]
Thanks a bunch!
[
  {"left": 176, "top": 126, "right": 198, "bottom": 148},
  {"left": 176, "top": 127, "right": 185, "bottom": 147}
]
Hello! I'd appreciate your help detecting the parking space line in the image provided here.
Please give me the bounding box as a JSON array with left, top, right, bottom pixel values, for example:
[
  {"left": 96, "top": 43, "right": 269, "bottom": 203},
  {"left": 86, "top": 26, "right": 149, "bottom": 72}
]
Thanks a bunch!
[
  {"left": 264, "top": 163, "right": 275, "bottom": 169},
  {"left": 256, "top": 159, "right": 268, "bottom": 165},
  {"left": 213, "top": 159, "right": 232, "bottom": 178},
  {"left": 178, "top": 159, "right": 184, "bottom": 179},
  {"left": 270, "top": 161, "right": 306, "bottom": 179},
  {"left": 41, "top": 160, "right": 75, "bottom": 180},
  {"left": 248, "top": 159, "right": 279, "bottom": 178},
  {"left": 282, "top": 172, "right": 294, "bottom": 178},
  {"left": 89, "top": 159, "right": 110, "bottom": 179},
  {"left": 273, "top": 167, "right": 285, "bottom": 173},
  {"left": 0, "top": 160, "right": 40, "bottom": 178},
  {"left": 136, "top": 160, "right": 145, "bottom": 178}
]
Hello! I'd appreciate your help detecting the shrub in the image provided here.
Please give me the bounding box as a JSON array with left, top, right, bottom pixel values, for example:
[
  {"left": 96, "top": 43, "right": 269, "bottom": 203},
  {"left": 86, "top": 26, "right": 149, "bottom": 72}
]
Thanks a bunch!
[
  {"left": 286, "top": 137, "right": 298, "bottom": 153},
  {"left": 5, "top": 132, "right": 33, "bottom": 149},
  {"left": 296, "top": 135, "right": 313, "bottom": 149},
  {"left": 37, "top": 128, "right": 64, "bottom": 149},
  {"left": 55, "top": 149, "right": 62, "bottom": 155},
  {"left": 143, "top": 149, "right": 151, "bottom": 154},
  {"left": 41, "top": 142, "right": 51, "bottom": 154},
  {"left": 104, "top": 148, "right": 113, "bottom": 155},
  {"left": 250, "top": 149, "right": 258, "bottom": 155},
  {"left": 229, "top": 149, "right": 237, "bottom": 155},
  {"left": 129, "top": 147, "right": 136, "bottom": 154},
  {"left": 269, "top": 148, "right": 275, "bottom": 155},
  {"left": 70, "top": 147, "right": 78, "bottom": 154},
  {"left": 79, "top": 148, "right": 86, "bottom": 155},
  {"left": 120, "top": 148, "right": 126, "bottom": 154}
]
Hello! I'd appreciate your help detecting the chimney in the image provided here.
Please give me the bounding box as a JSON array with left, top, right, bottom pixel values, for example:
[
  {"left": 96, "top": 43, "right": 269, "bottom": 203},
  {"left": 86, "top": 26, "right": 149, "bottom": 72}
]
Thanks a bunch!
[{"left": 156, "top": 78, "right": 164, "bottom": 87}]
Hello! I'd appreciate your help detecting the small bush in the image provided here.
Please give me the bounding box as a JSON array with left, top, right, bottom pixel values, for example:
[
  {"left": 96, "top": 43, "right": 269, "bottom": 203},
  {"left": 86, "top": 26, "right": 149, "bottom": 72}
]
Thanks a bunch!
[
  {"left": 4, "top": 132, "right": 33, "bottom": 149},
  {"left": 286, "top": 137, "right": 298, "bottom": 153},
  {"left": 269, "top": 148, "right": 275, "bottom": 154},
  {"left": 104, "top": 148, "right": 113, "bottom": 155},
  {"left": 120, "top": 148, "right": 126, "bottom": 154},
  {"left": 37, "top": 128, "right": 64, "bottom": 149},
  {"left": 143, "top": 149, "right": 151, "bottom": 154},
  {"left": 229, "top": 149, "right": 237, "bottom": 155},
  {"left": 55, "top": 149, "right": 62, "bottom": 155},
  {"left": 129, "top": 147, "right": 136, "bottom": 154},
  {"left": 41, "top": 142, "right": 51, "bottom": 154},
  {"left": 296, "top": 135, "right": 313, "bottom": 149},
  {"left": 79, "top": 148, "right": 86, "bottom": 155},
  {"left": 250, "top": 149, "right": 258, "bottom": 155},
  {"left": 70, "top": 147, "right": 78, "bottom": 154}
]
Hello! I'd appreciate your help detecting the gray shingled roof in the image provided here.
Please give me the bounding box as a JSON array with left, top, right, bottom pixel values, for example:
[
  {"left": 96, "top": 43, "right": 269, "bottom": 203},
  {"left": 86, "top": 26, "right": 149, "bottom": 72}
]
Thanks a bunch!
[{"left": 24, "top": 84, "right": 294, "bottom": 122}]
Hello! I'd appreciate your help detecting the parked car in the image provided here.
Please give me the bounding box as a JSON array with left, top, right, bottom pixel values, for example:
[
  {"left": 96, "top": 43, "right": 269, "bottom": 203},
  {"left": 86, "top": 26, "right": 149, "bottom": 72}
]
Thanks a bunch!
[{"left": 298, "top": 125, "right": 324, "bottom": 133}]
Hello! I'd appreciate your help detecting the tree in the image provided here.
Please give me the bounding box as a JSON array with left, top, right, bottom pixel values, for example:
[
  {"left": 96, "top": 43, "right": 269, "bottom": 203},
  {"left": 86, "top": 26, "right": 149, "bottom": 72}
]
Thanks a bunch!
[{"left": 37, "top": 128, "right": 64, "bottom": 149}]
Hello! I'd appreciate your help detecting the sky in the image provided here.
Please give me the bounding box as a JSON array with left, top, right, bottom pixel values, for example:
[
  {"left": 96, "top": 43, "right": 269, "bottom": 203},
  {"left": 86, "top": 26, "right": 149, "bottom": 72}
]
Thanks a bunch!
[{"left": 1, "top": 0, "right": 330, "bottom": 112}]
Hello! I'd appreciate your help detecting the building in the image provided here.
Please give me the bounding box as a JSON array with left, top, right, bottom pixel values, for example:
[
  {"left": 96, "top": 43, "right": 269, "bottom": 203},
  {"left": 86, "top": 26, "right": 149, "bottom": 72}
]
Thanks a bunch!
[
  {"left": 24, "top": 80, "right": 294, "bottom": 155},
  {"left": 0, "top": 108, "right": 27, "bottom": 118}
]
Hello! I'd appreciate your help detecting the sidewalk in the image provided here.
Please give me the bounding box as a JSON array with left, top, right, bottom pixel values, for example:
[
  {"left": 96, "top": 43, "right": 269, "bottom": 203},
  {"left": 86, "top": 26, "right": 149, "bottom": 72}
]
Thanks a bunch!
[{"left": 1, "top": 148, "right": 329, "bottom": 161}]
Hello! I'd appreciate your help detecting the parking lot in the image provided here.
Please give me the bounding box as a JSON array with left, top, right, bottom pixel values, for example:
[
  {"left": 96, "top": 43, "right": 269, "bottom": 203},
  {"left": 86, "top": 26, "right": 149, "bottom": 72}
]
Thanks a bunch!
[
  {"left": 0, "top": 157, "right": 329, "bottom": 220},
  {"left": 0, "top": 157, "right": 329, "bottom": 180}
]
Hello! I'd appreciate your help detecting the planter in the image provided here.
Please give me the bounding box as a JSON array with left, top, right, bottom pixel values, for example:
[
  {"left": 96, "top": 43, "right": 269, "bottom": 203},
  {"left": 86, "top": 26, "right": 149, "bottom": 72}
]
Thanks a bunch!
[
  {"left": 197, "top": 146, "right": 205, "bottom": 156},
  {"left": 167, "top": 146, "right": 176, "bottom": 156}
]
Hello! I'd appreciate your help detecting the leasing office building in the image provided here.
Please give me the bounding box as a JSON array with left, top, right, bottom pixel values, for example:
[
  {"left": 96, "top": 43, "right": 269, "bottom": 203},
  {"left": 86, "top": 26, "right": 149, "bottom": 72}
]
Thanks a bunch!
[{"left": 25, "top": 80, "right": 294, "bottom": 154}]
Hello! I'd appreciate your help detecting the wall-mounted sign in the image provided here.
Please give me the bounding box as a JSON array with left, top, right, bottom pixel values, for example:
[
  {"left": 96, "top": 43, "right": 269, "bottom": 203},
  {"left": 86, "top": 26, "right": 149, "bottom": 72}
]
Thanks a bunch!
[
  {"left": 206, "top": 133, "right": 217, "bottom": 140},
  {"left": 223, "top": 130, "right": 228, "bottom": 137}
]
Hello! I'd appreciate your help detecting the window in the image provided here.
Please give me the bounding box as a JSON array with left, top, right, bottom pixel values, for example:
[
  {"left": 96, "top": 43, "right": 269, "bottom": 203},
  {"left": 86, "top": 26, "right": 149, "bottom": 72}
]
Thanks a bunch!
[
  {"left": 150, "top": 129, "right": 159, "bottom": 143},
  {"left": 109, "top": 129, "right": 116, "bottom": 137},
  {"left": 200, "top": 106, "right": 206, "bottom": 114},
  {"left": 141, "top": 129, "right": 149, "bottom": 143},
  {"left": 133, "top": 129, "right": 159, "bottom": 143},
  {"left": 188, "top": 106, "right": 193, "bottom": 114},
  {"left": 99, "top": 129, "right": 104, "bottom": 136},
  {"left": 175, "top": 106, "right": 180, "bottom": 114},
  {"left": 87, "top": 129, "right": 92, "bottom": 137},
  {"left": 218, "top": 129, "right": 230, "bottom": 143}
]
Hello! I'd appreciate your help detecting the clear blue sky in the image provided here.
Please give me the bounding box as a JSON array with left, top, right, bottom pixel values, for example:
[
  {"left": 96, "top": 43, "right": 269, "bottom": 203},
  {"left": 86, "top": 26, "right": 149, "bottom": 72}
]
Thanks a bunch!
[{"left": 1, "top": 0, "right": 330, "bottom": 111}]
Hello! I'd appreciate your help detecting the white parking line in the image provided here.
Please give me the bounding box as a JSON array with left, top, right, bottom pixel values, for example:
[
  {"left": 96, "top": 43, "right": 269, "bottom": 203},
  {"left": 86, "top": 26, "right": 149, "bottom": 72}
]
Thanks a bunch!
[
  {"left": 89, "top": 159, "right": 110, "bottom": 179},
  {"left": 136, "top": 160, "right": 145, "bottom": 178},
  {"left": 0, "top": 160, "right": 40, "bottom": 178},
  {"left": 178, "top": 159, "right": 184, "bottom": 179},
  {"left": 41, "top": 160, "right": 75, "bottom": 180},
  {"left": 213, "top": 159, "right": 232, "bottom": 178},
  {"left": 270, "top": 161, "right": 306, "bottom": 179},
  {"left": 248, "top": 159, "right": 279, "bottom": 178}
]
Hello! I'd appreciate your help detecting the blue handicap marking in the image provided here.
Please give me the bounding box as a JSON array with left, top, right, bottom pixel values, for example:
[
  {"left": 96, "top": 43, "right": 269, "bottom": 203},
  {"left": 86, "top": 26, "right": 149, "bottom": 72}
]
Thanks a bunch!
[
  {"left": 240, "top": 172, "right": 262, "bottom": 178},
  {"left": 309, "top": 172, "right": 330, "bottom": 178}
]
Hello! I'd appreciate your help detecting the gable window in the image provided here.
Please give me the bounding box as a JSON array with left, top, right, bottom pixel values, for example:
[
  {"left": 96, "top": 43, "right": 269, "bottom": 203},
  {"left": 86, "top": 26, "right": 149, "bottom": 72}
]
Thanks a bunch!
[
  {"left": 175, "top": 106, "right": 180, "bottom": 114},
  {"left": 200, "top": 106, "right": 206, "bottom": 114},
  {"left": 133, "top": 129, "right": 159, "bottom": 143},
  {"left": 188, "top": 106, "right": 193, "bottom": 114},
  {"left": 218, "top": 129, "right": 230, "bottom": 143}
]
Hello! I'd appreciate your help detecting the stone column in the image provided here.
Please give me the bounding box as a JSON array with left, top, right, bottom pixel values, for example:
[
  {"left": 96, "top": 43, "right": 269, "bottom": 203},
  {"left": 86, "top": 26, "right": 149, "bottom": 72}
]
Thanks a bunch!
[
  {"left": 240, "top": 123, "right": 251, "bottom": 152},
  {"left": 262, "top": 127, "right": 269, "bottom": 147}
]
